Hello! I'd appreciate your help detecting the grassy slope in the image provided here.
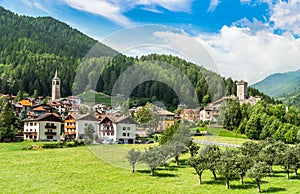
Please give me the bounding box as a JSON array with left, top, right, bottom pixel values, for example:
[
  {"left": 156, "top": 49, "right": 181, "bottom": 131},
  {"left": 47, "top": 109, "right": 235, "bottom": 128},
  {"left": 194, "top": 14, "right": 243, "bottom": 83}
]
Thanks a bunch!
[{"left": 0, "top": 143, "right": 300, "bottom": 193}]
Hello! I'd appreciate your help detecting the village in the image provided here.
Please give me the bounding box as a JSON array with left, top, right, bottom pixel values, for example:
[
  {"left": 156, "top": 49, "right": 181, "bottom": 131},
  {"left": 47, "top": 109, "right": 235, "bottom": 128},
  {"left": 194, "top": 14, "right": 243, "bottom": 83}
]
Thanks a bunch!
[{"left": 1, "top": 70, "right": 262, "bottom": 144}]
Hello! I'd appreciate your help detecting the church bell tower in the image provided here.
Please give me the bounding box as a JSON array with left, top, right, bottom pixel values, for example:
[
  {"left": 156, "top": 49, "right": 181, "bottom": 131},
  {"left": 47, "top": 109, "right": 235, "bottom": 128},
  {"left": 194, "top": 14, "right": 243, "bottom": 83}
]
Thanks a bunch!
[{"left": 51, "top": 70, "right": 61, "bottom": 101}]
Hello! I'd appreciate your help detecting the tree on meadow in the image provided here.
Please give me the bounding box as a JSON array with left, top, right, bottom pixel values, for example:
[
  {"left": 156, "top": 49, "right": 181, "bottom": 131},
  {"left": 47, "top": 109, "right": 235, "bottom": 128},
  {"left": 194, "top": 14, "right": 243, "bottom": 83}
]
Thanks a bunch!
[
  {"left": 187, "top": 154, "right": 207, "bottom": 185},
  {"left": 247, "top": 161, "right": 269, "bottom": 193},
  {"left": 216, "top": 148, "right": 239, "bottom": 189},
  {"left": 203, "top": 145, "right": 221, "bottom": 181},
  {"left": 126, "top": 148, "right": 142, "bottom": 173}
]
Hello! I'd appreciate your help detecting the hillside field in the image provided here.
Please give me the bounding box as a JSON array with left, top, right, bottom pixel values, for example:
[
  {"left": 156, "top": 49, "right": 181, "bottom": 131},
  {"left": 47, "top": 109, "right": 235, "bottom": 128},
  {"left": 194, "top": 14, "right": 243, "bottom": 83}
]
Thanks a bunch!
[{"left": 0, "top": 142, "right": 300, "bottom": 193}]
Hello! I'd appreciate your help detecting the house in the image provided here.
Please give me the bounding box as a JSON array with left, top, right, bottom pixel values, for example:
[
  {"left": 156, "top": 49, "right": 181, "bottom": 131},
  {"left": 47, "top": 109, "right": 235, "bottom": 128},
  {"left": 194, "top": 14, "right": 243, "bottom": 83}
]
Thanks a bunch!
[
  {"left": 23, "top": 113, "right": 62, "bottom": 141},
  {"left": 157, "top": 109, "right": 175, "bottom": 132},
  {"left": 67, "top": 96, "right": 83, "bottom": 105},
  {"left": 99, "top": 116, "right": 138, "bottom": 144},
  {"left": 180, "top": 109, "right": 200, "bottom": 122},
  {"left": 48, "top": 98, "right": 72, "bottom": 114},
  {"left": 63, "top": 114, "right": 99, "bottom": 139}
]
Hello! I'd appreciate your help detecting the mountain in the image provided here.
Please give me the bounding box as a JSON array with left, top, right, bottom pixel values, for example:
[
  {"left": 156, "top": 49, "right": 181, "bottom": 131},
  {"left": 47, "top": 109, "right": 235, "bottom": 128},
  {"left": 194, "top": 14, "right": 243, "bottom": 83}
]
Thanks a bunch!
[
  {"left": 252, "top": 70, "right": 300, "bottom": 98},
  {"left": 0, "top": 6, "right": 116, "bottom": 97},
  {"left": 0, "top": 6, "right": 275, "bottom": 110}
]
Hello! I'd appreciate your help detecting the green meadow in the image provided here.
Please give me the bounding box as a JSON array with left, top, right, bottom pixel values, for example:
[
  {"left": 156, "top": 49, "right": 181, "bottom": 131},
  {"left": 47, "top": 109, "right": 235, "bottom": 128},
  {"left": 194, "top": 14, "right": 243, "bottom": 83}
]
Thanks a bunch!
[{"left": 0, "top": 142, "right": 300, "bottom": 193}]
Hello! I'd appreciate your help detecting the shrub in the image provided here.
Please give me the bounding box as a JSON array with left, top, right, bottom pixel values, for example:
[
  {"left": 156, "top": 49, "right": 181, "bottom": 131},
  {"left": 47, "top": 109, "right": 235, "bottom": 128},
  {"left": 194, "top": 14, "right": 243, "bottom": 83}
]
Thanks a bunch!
[
  {"left": 42, "top": 143, "right": 60, "bottom": 149},
  {"left": 66, "top": 142, "right": 76, "bottom": 147}
]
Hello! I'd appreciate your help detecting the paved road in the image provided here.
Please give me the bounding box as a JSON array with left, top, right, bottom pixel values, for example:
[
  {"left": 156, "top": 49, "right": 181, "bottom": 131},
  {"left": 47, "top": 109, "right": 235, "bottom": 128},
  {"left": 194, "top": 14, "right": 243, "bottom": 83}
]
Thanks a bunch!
[{"left": 193, "top": 139, "right": 241, "bottom": 148}]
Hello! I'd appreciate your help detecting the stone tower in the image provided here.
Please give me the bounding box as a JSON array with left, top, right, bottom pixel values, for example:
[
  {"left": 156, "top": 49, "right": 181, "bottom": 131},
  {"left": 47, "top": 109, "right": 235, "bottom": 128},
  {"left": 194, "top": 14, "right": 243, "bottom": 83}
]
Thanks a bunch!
[
  {"left": 51, "top": 70, "right": 61, "bottom": 101},
  {"left": 236, "top": 80, "right": 248, "bottom": 100}
]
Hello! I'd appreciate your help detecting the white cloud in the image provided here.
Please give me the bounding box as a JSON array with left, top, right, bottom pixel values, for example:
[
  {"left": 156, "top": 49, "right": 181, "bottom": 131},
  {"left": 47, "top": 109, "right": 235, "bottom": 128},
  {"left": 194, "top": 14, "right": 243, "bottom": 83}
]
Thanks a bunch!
[
  {"left": 196, "top": 25, "right": 300, "bottom": 84},
  {"left": 62, "top": 0, "right": 133, "bottom": 27},
  {"left": 61, "top": 0, "right": 192, "bottom": 27},
  {"left": 137, "top": 0, "right": 193, "bottom": 12},
  {"left": 270, "top": 0, "right": 300, "bottom": 36},
  {"left": 208, "top": 0, "right": 220, "bottom": 12},
  {"left": 33, "top": 1, "right": 52, "bottom": 14}
]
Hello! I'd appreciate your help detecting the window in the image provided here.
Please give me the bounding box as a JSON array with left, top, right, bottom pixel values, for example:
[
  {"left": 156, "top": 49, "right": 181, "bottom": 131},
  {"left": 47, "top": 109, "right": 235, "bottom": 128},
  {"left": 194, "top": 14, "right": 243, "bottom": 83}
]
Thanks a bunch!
[
  {"left": 123, "top": 133, "right": 126, "bottom": 136},
  {"left": 111, "top": 132, "right": 114, "bottom": 136},
  {"left": 127, "top": 127, "right": 130, "bottom": 130},
  {"left": 123, "top": 127, "right": 126, "bottom": 130},
  {"left": 30, "top": 123, "right": 33, "bottom": 126},
  {"left": 107, "top": 132, "right": 110, "bottom": 136},
  {"left": 103, "top": 132, "right": 105, "bottom": 136},
  {"left": 34, "top": 122, "right": 37, "bottom": 126},
  {"left": 127, "top": 133, "right": 130, "bottom": 136}
]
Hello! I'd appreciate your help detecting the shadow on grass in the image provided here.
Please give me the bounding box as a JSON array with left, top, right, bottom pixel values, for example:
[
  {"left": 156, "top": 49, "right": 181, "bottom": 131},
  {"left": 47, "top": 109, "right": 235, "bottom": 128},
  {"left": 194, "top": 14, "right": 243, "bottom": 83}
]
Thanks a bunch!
[
  {"left": 267, "top": 173, "right": 284, "bottom": 178},
  {"left": 289, "top": 175, "right": 300, "bottom": 180},
  {"left": 136, "top": 169, "right": 177, "bottom": 178},
  {"left": 230, "top": 183, "right": 256, "bottom": 190},
  {"left": 156, "top": 166, "right": 179, "bottom": 171},
  {"left": 203, "top": 178, "right": 226, "bottom": 185},
  {"left": 262, "top": 187, "right": 286, "bottom": 193}
]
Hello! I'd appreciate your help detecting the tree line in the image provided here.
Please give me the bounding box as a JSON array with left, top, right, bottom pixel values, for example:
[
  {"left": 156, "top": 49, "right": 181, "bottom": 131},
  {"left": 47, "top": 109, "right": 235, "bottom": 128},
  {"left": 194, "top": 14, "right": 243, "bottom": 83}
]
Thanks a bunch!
[
  {"left": 220, "top": 99, "right": 300, "bottom": 144},
  {"left": 126, "top": 136, "right": 300, "bottom": 193}
]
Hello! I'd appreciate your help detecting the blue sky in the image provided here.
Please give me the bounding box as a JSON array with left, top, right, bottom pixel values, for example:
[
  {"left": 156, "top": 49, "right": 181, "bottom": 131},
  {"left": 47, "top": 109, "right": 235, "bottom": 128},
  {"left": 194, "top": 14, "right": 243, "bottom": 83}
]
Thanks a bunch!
[{"left": 1, "top": 0, "right": 300, "bottom": 83}]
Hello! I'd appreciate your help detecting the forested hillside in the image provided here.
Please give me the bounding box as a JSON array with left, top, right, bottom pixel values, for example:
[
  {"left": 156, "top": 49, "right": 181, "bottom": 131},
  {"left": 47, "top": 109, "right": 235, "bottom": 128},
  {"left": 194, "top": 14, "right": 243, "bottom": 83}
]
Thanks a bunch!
[
  {"left": 252, "top": 69, "right": 300, "bottom": 109},
  {"left": 0, "top": 6, "right": 113, "bottom": 96},
  {"left": 0, "top": 6, "right": 275, "bottom": 110}
]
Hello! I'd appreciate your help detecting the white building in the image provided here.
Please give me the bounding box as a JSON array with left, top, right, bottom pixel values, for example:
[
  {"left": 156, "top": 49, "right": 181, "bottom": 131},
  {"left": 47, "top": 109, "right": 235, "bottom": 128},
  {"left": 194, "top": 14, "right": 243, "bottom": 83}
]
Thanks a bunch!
[
  {"left": 23, "top": 113, "right": 62, "bottom": 141},
  {"left": 99, "top": 116, "right": 138, "bottom": 144},
  {"left": 64, "top": 114, "right": 99, "bottom": 139}
]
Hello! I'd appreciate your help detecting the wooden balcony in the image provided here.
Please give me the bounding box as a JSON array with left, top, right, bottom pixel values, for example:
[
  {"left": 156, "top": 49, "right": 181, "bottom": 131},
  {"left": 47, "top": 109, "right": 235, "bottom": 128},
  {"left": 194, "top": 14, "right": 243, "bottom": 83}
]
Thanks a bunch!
[
  {"left": 45, "top": 132, "right": 57, "bottom": 136},
  {"left": 45, "top": 124, "right": 57, "bottom": 129},
  {"left": 23, "top": 131, "right": 37, "bottom": 135},
  {"left": 64, "top": 131, "right": 76, "bottom": 135},
  {"left": 64, "top": 119, "right": 75, "bottom": 123},
  {"left": 65, "top": 125, "right": 76, "bottom": 129}
]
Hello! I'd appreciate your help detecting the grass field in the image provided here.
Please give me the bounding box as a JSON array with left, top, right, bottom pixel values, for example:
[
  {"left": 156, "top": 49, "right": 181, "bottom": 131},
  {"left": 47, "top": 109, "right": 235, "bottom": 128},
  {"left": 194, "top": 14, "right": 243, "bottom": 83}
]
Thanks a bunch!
[
  {"left": 191, "top": 127, "right": 248, "bottom": 145},
  {"left": 1, "top": 142, "right": 300, "bottom": 193}
]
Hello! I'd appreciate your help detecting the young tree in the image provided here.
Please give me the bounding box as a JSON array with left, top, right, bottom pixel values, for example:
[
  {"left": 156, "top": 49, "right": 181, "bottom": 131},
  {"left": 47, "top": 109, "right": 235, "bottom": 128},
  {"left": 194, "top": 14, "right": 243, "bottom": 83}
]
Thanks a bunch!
[
  {"left": 202, "top": 145, "right": 221, "bottom": 181},
  {"left": 126, "top": 148, "right": 142, "bottom": 173},
  {"left": 140, "top": 146, "right": 164, "bottom": 176},
  {"left": 278, "top": 145, "right": 299, "bottom": 179},
  {"left": 168, "top": 125, "right": 192, "bottom": 165},
  {"left": 292, "top": 144, "right": 300, "bottom": 175},
  {"left": 187, "top": 154, "right": 207, "bottom": 185},
  {"left": 247, "top": 162, "right": 269, "bottom": 193},
  {"left": 259, "top": 140, "right": 286, "bottom": 173},
  {"left": 84, "top": 124, "right": 95, "bottom": 140},
  {"left": 235, "top": 152, "right": 253, "bottom": 184},
  {"left": 216, "top": 148, "right": 239, "bottom": 189}
]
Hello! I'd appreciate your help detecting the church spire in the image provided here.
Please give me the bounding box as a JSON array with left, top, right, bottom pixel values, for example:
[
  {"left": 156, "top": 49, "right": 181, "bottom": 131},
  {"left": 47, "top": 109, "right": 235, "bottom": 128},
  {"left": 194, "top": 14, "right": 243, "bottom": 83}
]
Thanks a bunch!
[
  {"left": 54, "top": 69, "right": 58, "bottom": 78},
  {"left": 52, "top": 70, "right": 61, "bottom": 101}
]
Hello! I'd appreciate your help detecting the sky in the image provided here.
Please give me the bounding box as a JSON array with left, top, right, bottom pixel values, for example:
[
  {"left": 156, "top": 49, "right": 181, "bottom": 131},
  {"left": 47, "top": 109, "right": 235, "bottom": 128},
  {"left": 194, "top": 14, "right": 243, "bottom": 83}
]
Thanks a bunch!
[{"left": 1, "top": 0, "right": 300, "bottom": 84}]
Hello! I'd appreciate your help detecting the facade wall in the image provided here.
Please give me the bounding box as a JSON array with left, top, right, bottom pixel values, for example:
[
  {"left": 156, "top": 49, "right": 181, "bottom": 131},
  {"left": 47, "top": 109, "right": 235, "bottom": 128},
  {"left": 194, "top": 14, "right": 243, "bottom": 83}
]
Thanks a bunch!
[
  {"left": 38, "top": 121, "right": 61, "bottom": 140},
  {"left": 23, "top": 122, "right": 39, "bottom": 140},
  {"left": 116, "top": 123, "right": 136, "bottom": 143},
  {"left": 76, "top": 120, "right": 99, "bottom": 139},
  {"left": 24, "top": 121, "right": 61, "bottom": 140}
]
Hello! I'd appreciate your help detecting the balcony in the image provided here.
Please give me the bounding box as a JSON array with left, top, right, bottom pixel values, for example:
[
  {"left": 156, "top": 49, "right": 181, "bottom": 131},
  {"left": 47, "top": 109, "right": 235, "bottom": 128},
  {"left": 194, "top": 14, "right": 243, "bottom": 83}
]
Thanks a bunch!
[
  {"left": 65, "top": 125, "right": 76, "bottom": 129},
  {"left": 64, "top": 131, "right": 76, "bottom": 135},
  {"left": 45, "top": 124, "right": 57, "bottom": 129},
  {"left": 23, "top": 131, "right": 37, "bottom": 135},
  {"left": 45, "top": 132, "right": 57, "bottom": 136}
]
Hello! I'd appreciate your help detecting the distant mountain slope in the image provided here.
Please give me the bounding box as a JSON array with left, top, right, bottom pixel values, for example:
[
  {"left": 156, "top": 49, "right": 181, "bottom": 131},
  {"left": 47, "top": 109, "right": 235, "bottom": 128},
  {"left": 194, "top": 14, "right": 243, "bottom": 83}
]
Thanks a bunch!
[
  {"left": 0, "top": 6, "right": 116, "bottom": 96},
  {"left": 252, "top": 70, "right": 300, "bottom": 98}
]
